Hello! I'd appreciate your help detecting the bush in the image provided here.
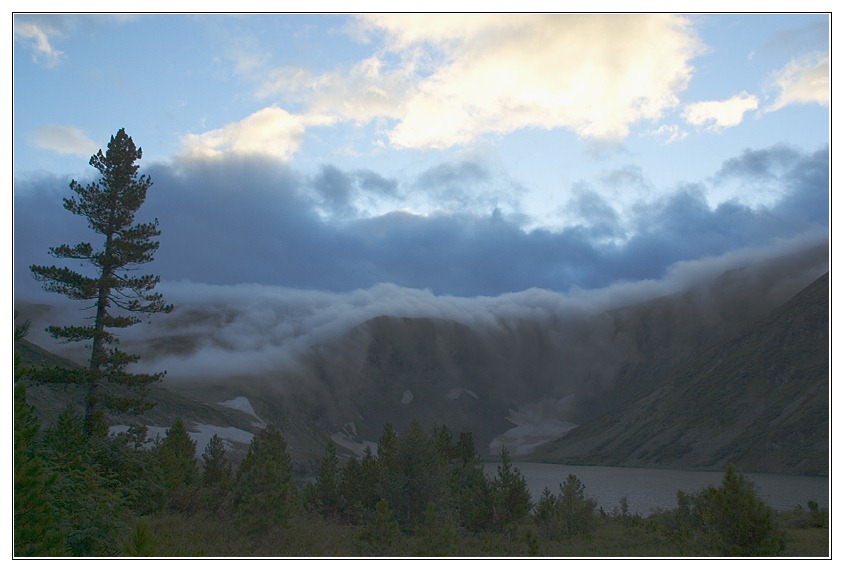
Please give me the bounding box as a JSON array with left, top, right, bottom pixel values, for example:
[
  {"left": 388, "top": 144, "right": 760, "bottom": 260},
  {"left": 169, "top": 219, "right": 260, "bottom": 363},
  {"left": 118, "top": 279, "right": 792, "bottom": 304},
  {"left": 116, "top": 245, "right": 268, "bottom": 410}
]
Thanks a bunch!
[{"left": 665, "top": 466, "right": 785, "bottom": 556}]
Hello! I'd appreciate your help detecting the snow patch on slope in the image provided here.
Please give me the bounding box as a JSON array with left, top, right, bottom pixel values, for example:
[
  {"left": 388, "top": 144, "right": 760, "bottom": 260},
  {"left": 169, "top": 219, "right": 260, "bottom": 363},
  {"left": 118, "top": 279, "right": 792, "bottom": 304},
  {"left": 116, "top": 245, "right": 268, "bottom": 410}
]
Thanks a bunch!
[
  {"left": 219, "top": 396, "right": 264, "bottom": 426},
  {"left": 445, "top": 387, "right": 479, "bottom": 400},
  {"left": 332, "top": 421, "right": 378, "bottom": 458},
  {"left": 110, "top": 423, "right": 255, "bottom": 457},
  {"left": 488, "top": 395, "right": 578, "bottom": 456}
]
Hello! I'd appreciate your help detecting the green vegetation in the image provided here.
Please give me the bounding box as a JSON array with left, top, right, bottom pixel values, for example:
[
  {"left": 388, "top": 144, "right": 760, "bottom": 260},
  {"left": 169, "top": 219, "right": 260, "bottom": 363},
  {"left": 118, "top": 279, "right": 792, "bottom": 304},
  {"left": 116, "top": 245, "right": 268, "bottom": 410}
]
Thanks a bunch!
[
  {"left": 13, "top": 315, "right": 830, "bottom": 556},
  {"left": 13, "top": 370, "right": 829, "bottom": 557}
]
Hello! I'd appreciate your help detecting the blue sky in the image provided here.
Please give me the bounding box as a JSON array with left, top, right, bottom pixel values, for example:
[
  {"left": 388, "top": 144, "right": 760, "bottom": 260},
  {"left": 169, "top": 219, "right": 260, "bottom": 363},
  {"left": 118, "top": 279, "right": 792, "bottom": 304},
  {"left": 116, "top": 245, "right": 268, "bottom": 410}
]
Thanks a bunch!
[{"left": 12, "top": 11, "right": 830, "bottom": 306}]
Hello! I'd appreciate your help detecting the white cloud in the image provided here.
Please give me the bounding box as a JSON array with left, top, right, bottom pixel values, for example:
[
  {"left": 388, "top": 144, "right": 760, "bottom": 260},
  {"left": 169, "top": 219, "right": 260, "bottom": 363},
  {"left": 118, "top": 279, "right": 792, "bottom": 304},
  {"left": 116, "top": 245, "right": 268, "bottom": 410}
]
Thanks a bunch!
[
  {"left": 267, "top": 14, "right": 702, "bottom": 150},
  {"left": 259, "top": 57, "right": 412, "bottom": 124},
  {"left": 383, "top": 14, "right": 702, "bottom": 148},
  {"left": 682, "top": 92, "right": 759, "bottom": 132},
  {"left": 14, "top": 20, "right": 64, "bottom": 67},
  {"left": 29, "top": 125, "right": 97, "bottom": 156},
  {"left": 180, "top": 106, "right": 334, "bottom": 162},
  {"left": 644, "top": 124, "right": 688, "bottom": 144},
  {"left": 764, "top": 52, "right": 829, "bottom": 112}
]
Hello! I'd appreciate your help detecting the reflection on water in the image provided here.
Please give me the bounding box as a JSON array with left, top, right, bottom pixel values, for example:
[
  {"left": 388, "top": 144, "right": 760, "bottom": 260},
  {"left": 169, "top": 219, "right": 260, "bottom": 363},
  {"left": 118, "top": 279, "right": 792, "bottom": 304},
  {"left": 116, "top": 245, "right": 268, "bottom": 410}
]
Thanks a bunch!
[{"left": 483, "top": 462, "right": 829, "bottom": 516}]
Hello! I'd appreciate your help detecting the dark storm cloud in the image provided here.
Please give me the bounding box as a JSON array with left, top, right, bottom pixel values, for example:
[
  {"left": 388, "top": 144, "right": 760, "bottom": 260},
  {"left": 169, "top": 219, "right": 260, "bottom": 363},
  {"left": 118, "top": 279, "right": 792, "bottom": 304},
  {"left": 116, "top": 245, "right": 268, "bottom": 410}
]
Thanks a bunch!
[
  {"left": 773, "top": 146, "right": 830, "bottom": 225},
  {"left": 14, "top": 144, "right": 829, "bottom": 302},
  {"left": 413, "top": 159, "right": 505, "bottom": 212},
  {"left": 310, "top": 164, "right": 357, "bottom": 217},
  {"left": 714, "top": 144, "right": 803, "bottom": 182},
  {"left": 416, "top": 160, "right": 490, "bottom": 188},
  {"left": 564, "top": 189, "right": 621, "bottom": 240},
  {"left": 354, "top": 169, "right": 400, "bottom": 197}
]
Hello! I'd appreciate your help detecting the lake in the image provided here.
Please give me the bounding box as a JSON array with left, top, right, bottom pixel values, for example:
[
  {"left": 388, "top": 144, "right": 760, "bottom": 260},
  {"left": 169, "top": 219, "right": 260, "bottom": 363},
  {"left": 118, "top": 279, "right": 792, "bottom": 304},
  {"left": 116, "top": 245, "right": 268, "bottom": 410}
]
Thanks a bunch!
[{"left": 483, "top": 462, "right": 829, "bottom": 516}]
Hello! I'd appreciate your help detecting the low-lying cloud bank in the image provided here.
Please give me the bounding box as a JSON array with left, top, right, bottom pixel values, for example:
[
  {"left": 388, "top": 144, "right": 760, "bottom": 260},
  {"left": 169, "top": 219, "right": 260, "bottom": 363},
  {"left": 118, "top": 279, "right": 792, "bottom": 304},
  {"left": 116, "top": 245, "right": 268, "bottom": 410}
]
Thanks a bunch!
[{"left": 20, "top": 233, "right": 827, "bottom": 386}]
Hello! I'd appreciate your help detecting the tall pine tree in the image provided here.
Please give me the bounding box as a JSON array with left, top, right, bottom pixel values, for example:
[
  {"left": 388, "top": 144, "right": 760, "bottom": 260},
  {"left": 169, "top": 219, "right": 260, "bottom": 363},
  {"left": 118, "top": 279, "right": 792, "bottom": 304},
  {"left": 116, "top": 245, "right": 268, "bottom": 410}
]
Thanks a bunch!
[{"left": 30, "top": 128, "right": 172, "bottom": 432}]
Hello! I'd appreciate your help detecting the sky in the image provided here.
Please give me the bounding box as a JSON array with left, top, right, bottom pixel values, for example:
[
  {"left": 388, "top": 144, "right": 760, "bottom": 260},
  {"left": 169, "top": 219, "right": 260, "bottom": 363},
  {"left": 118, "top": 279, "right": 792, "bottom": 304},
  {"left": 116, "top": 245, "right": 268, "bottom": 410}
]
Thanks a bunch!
[{"left": 10, "top": 8, "right": 832, "bottom": 363}]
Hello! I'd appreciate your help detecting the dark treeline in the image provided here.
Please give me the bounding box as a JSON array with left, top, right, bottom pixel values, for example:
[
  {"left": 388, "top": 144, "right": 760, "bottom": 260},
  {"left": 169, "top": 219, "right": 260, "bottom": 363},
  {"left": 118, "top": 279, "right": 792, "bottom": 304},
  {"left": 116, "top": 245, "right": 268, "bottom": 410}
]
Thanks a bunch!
[{"left": 14, "top": 379, "right": 828, "bottom": 557}]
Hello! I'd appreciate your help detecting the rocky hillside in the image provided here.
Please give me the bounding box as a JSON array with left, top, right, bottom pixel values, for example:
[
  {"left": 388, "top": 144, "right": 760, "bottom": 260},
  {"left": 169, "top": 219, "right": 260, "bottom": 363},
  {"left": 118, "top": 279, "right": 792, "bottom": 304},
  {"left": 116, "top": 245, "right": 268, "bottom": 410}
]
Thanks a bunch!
[{"left": 527, "top": 272, "right": 829, "bottom": 476}]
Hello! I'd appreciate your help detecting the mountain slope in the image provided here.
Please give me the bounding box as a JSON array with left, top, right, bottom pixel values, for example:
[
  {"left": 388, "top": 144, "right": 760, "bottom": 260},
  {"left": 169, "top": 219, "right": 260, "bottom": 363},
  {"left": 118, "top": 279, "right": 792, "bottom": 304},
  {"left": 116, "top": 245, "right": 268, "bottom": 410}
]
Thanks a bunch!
[
  {"left": 14, "top": 339, "right": 265, "bottom": 466},
  {"left": 527, "top": 272, "right": 829, "bottom": 476},
  {"left": 15, "top": 245, "right": 829, "bottom": 474}
]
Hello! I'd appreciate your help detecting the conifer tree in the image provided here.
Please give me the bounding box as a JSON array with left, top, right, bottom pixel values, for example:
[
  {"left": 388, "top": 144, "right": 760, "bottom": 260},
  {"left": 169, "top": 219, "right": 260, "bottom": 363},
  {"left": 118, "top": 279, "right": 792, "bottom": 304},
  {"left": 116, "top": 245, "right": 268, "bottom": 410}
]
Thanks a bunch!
[
  {"left": 157, "top": 417, "right": 199, "bottom": 510},
  {"left": 40, "top": 406, "right": 132, "bottom": 555},
  {"left": 234, "top": 425, "right": 298, "bottom": 531},
  {"left": 395, "top": 419, "right": 452, "bottom": 528},
  {"left": 556, "top": 473, "right": 597, "bottom": 539},
  {"left": 338, "top": 455, "right": 365, "bottom": 523},
  {"left": 313, "top": 441, "right": 341, "bottom": 519},
  {"left": 14, "top": 383, "right": 67, "bottom": 555},
  {"left": 359, "top": 498, "right": 401, "bottom": 556},
  {"left": 413, "top": 503, "right": 458, "bottom": 557},
  {"left": 699, "top": 465, "right": 784, "bottom": 556},
  {"left": 491, "top": 446, "right": 532, "bottom": 531},
  {"left": 534, "top": 486, "right": 558, "bottom": 540},
  {"left": 360, "top": 444, "right": 382, "bottom": 499},
  {"left": 201, "top": 434, "right": 232, "bottom": 487},
  {"left": 197, "top": 433, "right": 232, "bottom": 513},
  {"left": 30, "top": 128, "right": 172, "bottom": 432},
  {"left": 376, "top": 422, "right": 402, "bottom": 518},
  {"left": 122, "top": 518, "right": 158, "bottom": 556},
  {"left": 451, "top": 431, "right": 493, "bottom": 532}
]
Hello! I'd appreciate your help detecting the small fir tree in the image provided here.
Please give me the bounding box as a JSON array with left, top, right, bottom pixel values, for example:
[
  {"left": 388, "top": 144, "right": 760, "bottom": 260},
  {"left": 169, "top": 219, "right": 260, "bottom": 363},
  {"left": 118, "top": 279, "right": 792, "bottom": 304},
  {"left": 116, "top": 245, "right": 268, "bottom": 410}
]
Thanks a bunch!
[
  {"left": 451, "top": 431, "right": 494, "bottom": 532},
  {"left": 123, "top": 518, "right": 158, "bottom": 556},
  {"left": 234, "top": 425, "right": 298, "bottom": 531},
  {"left": 556, "top": 473, "right": 597, "bottom": 539},
  {"left": 338, "top": 455, "right": 365, "bottom": 524},
  {"left": 40, "top": 406, "right": 132, "bottom": 556},
  {"left": 14, "top": 384, "right": 68, "bottom": 556},
  {"left": 394, "top": 419, "right": 452, "bottom": 528},
  {"left": 534, "top": 486, "right": 558, "bottom": 539},
  {"left": 157, "top": 417, "right": 199, "bottom": 510},
  {"left": 201, "top": 434, "right": 232, "bottom": 487},
  {"left": 491, "top": 446, "right": 532, "bottom": 531},
  {"left": 699, "top": 465, "right": 784, "bottom": 556},
  {"left": 313, "top": 441, "right": 341, "bottom": 519},
  {"left": 413, "top": 503, "right": 458, "bottom": 557},
  {"left": 359, "top": 498, "right": 401, "bottom": 556}
]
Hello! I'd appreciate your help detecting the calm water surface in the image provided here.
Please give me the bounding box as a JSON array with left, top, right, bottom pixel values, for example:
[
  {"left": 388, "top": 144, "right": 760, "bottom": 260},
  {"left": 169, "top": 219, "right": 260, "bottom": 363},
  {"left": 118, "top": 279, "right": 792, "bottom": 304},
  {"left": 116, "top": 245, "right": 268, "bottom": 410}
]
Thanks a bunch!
[{"left": 483, "top": 462, "right": 829, "bottom": 516}]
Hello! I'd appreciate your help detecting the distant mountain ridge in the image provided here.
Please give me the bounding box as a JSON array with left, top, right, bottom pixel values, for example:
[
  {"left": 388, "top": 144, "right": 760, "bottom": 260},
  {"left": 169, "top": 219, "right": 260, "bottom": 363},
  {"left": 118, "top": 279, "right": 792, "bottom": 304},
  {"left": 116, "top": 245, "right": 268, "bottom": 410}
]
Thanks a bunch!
[{"left": 16, "top": 244, "right": 829, "bottom": 476}]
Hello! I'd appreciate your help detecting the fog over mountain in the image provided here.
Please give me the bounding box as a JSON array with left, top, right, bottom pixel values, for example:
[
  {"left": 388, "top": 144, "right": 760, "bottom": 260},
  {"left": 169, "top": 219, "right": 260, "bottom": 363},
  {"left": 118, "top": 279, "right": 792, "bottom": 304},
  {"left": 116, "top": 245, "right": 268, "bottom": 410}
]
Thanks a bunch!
[
  {"left": 21, "top": 234, "right": 826, "bottom": 381},
  {"left": 17, "top": 235, "right": 828, "bottom": 469}
]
